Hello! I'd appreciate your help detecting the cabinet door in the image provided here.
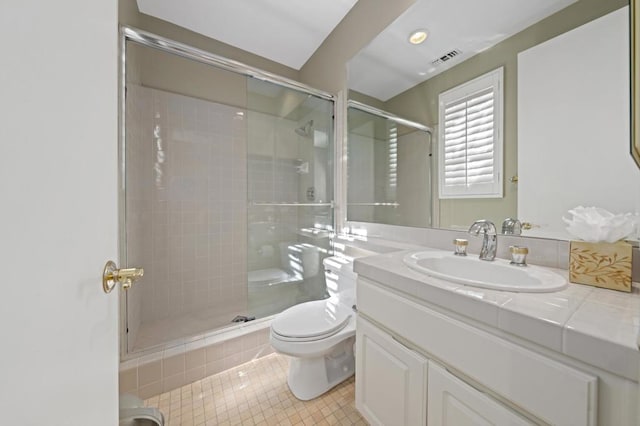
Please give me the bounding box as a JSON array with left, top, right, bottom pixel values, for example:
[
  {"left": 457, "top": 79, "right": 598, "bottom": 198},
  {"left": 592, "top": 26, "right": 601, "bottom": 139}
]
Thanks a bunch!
[
  {"left": 356, "top": 316, "right": 427, "bottom": 426},
  {"left": 428, "top": 361, "right": 534, "bottom": 426}
]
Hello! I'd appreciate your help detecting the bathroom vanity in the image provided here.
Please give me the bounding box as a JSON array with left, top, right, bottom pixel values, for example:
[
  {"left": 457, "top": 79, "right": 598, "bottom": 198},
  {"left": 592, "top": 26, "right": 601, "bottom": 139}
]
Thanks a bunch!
[{"left": 353, "top": 249, "right": 639, "bottom": 425}]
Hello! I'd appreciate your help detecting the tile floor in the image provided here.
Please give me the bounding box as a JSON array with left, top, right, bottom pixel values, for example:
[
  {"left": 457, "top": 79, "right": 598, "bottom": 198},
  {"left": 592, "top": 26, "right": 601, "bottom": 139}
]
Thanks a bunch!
[{"left": 144, "top": 353, "right": 368, "bottom": 426}]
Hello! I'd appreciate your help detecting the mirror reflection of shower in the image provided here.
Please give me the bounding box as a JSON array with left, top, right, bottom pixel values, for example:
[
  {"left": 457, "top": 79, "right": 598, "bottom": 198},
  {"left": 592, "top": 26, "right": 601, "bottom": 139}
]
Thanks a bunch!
[
  {"left": 295, "top": 119, "right": 314, "bottom": 137},
  {"left": 346, "top": 102, "right": 433, "bottom": 228}
]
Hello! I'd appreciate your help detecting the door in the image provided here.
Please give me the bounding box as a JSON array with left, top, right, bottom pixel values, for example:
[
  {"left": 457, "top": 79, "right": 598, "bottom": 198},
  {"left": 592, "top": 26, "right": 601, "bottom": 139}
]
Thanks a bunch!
[
  {"left": 427, "top": 361, "right": 534, "bottom": 425},
  {"left": 0, "top": 1, "right": 119, "bottom": 425},
  {"left": 356, "top": 316, "right": 428, "bottom": 426}
]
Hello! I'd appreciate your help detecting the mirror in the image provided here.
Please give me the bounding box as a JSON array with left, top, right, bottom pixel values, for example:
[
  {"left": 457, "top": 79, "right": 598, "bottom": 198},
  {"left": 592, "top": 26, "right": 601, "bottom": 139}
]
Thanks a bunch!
[
  {"left": 633, "top": 0, "right": 640, "bottom": 167},
  {"left": 347, "top": 101, "right": 433, "bottom": 228},
  {"left": 346, "top": 0, "right": 639, "bottom": 239}
]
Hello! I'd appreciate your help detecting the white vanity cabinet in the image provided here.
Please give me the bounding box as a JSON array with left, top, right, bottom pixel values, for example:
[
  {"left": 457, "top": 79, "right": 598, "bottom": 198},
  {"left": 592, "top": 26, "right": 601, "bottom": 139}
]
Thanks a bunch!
[
  {"left": 356, "top": 277, "right": 599, "bottom": 425},
  {"left": 356, "top": 314, "right": 533, "bottom": 426},
  {"left": 355, "top": 316, "right": 428, "bottom": 426},
  {"left": 427, "top": 361, "right": 533, "bottom": 426}
]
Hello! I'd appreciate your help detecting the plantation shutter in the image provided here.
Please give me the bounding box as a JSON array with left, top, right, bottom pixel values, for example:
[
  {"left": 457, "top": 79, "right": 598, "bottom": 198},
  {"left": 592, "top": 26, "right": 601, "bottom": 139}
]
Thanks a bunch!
[
  {"left": 443, "top": 88, "right": 494, "bottom": 185},
  {"left": 438, "top": 68, "right": 503, "bottom": 198}
]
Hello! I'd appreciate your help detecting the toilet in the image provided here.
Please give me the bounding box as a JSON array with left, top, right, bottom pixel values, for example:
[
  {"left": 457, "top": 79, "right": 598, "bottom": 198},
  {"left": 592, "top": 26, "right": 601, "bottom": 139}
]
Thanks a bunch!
[{"left": 270, "top": 256, "right": 357, "bottom": 400}]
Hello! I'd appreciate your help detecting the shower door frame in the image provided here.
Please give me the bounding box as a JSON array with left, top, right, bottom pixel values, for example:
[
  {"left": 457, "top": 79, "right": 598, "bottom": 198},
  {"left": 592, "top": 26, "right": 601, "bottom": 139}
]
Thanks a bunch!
[{"left": 118, "top": 26, "right": 337, "bottom": 358}]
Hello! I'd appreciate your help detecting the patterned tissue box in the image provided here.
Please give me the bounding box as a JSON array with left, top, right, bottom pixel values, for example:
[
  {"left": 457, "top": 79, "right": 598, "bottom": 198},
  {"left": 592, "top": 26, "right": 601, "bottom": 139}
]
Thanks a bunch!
[{"left": 569, "top": 240, "right": 632, "bottom": 292}]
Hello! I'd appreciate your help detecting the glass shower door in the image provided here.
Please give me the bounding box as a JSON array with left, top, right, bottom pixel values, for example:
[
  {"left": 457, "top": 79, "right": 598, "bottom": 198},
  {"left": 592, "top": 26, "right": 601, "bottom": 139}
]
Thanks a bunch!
[
  {"left": 123, "top": 41, "right": 253, "bottom": 353},
  {"left": 246, "top": 79, "right": 334, "bottom": 319},
  {"left": 122, "top": 37, "right": 335, "bottom": 355}
]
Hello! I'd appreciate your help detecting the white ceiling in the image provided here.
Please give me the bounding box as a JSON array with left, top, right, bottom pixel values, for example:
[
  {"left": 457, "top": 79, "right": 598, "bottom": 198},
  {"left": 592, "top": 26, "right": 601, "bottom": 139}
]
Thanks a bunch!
[
  {"left": 348, "top": 0, "right": 578, "bottom": 101},
  {"left": 136, "top": 0, "right": 358, "bottom": 70}
]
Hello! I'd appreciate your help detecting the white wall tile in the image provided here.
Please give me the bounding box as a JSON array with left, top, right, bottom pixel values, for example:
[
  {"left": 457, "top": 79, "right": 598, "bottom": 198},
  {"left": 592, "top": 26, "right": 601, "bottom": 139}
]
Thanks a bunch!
[{"left": 127, "top": 86, "right": 249, "bottom": 349}]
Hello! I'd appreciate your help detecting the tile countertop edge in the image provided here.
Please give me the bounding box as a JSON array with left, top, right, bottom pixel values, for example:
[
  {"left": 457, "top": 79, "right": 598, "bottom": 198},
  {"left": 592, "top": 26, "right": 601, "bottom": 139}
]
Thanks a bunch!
[{"left": 354, "top": 249, "right": 640, "bottom": 382}]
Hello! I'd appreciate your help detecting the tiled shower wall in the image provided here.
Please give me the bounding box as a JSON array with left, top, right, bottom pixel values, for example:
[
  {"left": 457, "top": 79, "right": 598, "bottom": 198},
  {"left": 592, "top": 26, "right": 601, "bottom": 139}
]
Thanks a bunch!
[
  {"left": 246, "top": 110, "right": 333, "bottom": 278},
  {"left": 125, "top": 85, "right": 147, "bottom": 349},
  {"left": 247, "top": 156, "right": 300, "bottom": 272},
  {"left": 246, "top": 111, "right": 300, "bottom": 272},
  {"left": 126, "top": 85, "right": 248, "bottom": 350}
]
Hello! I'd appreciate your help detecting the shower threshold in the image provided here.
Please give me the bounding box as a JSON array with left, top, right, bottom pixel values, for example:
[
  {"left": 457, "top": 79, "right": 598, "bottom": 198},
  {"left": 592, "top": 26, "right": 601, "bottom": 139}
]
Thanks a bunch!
[{"left": 131, "top": 306, "right": 251, "bottom": 352}]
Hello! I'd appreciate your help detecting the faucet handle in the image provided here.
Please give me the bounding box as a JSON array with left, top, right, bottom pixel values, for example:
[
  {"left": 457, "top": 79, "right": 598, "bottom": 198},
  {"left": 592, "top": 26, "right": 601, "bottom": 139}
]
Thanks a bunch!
[
  {"left": 501, "top": 218, "right": 522, "bottom": 235},
  {"left": 453, "top": 238, "right": 468, "bottom": 256},
  {"left": 509, "top": 245, "right": 529, "bottom": 266}
]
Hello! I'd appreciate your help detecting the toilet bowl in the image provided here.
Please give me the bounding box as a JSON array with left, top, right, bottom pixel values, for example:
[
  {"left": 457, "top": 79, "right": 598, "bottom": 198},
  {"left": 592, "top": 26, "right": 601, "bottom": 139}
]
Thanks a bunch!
[{"left": 270, "top": 256, "right": 357, "bottom": 400}]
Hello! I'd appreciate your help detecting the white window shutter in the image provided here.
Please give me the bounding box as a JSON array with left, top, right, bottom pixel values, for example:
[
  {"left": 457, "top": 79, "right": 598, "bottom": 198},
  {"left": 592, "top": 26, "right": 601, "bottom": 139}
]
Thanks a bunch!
[{"left": 438, "top": 68, "right": 503, "bottom": 199}]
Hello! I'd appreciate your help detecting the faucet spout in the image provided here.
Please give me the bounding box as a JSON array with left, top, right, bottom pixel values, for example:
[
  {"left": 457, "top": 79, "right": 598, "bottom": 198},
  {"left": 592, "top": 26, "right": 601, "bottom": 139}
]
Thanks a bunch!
[{"left": 468, "top": 220, "right": 497, "bottom": 261}]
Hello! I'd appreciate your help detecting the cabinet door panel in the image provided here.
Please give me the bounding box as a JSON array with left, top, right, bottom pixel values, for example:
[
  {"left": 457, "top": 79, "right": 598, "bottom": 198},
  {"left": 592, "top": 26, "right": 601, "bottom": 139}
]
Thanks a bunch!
[
  {"left": 428, "top": 361, "right": 534, "bottom": 426},
  {"left": 356, "top": 317, "right": 427, "bottom": 426}
]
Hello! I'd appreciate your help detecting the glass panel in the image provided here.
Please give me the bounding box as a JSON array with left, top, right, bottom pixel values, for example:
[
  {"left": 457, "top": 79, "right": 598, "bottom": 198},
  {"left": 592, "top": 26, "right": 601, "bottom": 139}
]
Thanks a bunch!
[
  {"left": 246, "top": 78, "right": 334, "bottom": 319},
  {"left": 347, "top": 106, "right": 432, "bottom": 228},
  {"left": 124, "top": 42, "right": 250, "bottom": 353}
]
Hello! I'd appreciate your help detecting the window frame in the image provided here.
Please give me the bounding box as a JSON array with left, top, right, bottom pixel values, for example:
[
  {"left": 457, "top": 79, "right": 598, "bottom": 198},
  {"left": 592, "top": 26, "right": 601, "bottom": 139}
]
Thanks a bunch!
[{"left": 438, "top": 67, "right": 504, "bottom": 199}]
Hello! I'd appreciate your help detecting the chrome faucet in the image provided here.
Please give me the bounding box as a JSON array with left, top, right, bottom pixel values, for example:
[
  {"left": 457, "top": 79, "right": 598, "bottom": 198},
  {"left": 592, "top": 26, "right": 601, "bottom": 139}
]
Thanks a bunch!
[
  {"left": 501, "top": 218, "right": 522, "bottom": 235},
  {"left": 468, "top": 220, "right": 498, "bottom": 261}
]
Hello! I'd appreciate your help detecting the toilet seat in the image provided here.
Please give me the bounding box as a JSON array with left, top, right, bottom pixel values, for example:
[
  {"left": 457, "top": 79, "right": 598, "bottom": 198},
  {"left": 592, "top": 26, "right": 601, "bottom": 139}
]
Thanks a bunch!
[{"left": 271, "top": 299, "right": 352, "bottom": 342}]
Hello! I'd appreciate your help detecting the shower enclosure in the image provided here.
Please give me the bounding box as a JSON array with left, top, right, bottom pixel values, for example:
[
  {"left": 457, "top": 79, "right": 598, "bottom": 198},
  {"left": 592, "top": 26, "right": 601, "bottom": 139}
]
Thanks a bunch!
[
  {"left": 121, "top": 28, "right": 334, "bottom": 354},
  {"left": 346, "top": 101, "right": 433, "bottom": 228}
]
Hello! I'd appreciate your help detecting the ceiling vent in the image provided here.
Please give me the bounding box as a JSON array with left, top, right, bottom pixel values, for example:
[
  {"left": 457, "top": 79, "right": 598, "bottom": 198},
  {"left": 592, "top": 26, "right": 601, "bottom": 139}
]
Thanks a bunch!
[{"left": 431, "top": 49, "right": 463, "bottom": 66}]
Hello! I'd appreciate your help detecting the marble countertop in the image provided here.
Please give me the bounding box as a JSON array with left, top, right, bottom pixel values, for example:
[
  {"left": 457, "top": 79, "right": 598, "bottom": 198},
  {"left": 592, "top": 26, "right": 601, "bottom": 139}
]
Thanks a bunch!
[{"left": 354, "top": 248, "right": 640, "bottom": 382}]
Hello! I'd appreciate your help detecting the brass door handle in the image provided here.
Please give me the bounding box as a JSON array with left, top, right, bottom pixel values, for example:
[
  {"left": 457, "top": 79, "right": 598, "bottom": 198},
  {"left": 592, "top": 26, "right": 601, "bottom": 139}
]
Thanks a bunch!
[{"left": 102, "top": 260, "right": 144, "bottom": 293}]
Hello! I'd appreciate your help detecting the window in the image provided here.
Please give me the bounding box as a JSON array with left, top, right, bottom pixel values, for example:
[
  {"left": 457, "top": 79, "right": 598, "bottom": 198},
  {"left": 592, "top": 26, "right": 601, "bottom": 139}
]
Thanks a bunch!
[
  {"left": 438, "top": 67, "right": 503, "bottom": 199},
  {"left": 386, "top": 123, "right": 398, "bottom": 201}
]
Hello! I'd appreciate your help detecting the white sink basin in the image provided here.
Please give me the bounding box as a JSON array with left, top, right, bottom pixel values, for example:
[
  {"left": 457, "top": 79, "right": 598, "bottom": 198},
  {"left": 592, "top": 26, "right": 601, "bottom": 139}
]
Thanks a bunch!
[{"left": 403, "top": 251, "right": 567, "bottom": 293}]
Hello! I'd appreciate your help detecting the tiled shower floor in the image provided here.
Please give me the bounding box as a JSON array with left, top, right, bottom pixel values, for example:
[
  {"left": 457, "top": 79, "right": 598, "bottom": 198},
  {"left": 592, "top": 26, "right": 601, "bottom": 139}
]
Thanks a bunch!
[{"left": 144, "top": 353, "right": 367, "bottom": 425}]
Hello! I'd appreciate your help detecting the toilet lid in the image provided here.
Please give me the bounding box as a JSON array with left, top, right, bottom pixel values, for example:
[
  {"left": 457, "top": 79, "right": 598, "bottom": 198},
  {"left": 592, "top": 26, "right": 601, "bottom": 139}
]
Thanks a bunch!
[{"left": 271, "top": 298, "right": 352, "bottom": 340}]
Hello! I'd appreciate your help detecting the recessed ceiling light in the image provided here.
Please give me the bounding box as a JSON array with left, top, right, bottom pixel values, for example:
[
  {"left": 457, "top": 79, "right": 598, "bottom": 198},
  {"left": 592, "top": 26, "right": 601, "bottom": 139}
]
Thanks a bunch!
[
  {"left": 418, "top": 71, "right": 427, "bottom": 76},
  {"left": 408, "top": 29, "right": 428, "bottom": 45}
]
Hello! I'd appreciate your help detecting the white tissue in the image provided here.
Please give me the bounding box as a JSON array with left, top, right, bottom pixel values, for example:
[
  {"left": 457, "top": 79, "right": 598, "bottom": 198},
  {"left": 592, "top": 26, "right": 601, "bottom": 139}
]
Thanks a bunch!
[{"left": 562, "top": 206, "right": 637, "bottom": 243}]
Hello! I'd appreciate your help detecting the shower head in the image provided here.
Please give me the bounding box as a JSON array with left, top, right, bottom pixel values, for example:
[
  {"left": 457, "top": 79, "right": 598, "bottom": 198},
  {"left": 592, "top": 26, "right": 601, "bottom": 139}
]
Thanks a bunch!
[{"left": 295, "top": 120, "right": 314, "bottom": 137}]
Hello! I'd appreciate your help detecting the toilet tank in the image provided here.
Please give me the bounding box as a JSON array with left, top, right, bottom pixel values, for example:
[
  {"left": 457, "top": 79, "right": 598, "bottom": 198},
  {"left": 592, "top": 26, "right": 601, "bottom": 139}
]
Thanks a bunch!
[{"left": 323, "top": 256, "right": 357, "bottom": 301}]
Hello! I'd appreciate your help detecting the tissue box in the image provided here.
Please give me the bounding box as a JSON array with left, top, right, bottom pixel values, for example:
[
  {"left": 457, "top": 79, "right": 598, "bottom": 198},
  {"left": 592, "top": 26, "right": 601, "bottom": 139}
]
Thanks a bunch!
[{"left": 569, "top": 241, "right": 632, "bottom": 292}]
